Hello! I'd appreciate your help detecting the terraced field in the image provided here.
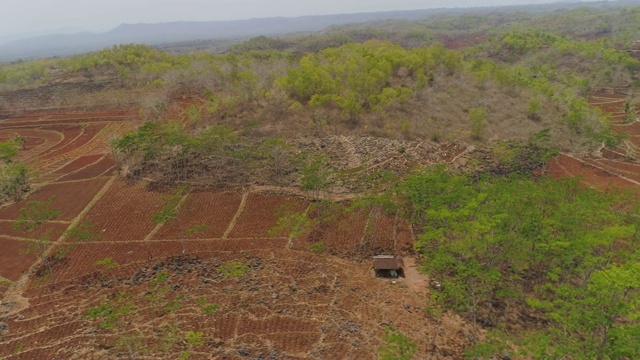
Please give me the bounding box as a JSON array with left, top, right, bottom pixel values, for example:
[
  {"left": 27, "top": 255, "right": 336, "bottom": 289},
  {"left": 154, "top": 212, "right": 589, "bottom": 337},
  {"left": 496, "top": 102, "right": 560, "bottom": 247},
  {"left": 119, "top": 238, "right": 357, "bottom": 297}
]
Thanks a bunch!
[
  {"left": 0, "top": 100, "right": 473, "bottom": 359},
  {"left": 547, "top": 92, "right": 640, "bottom": 190},
  {"left": 2, "top": 87, "right": 638, "bottom": 358}
]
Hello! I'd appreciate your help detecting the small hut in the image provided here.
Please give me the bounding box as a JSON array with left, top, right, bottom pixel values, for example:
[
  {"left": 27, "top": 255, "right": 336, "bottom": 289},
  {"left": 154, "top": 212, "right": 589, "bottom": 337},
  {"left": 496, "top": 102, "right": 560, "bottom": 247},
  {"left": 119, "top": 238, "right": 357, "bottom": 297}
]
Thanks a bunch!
[{"left": 373, "top": 255, "right": 405, "bottom": 278}]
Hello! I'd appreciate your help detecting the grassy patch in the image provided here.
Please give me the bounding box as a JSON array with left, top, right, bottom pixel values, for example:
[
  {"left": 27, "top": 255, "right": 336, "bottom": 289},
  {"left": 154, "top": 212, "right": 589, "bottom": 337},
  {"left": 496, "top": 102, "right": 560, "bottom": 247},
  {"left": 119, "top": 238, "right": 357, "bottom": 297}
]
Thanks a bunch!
[{"left": 218, "top": 261, "right": 250, "bottom": 278}]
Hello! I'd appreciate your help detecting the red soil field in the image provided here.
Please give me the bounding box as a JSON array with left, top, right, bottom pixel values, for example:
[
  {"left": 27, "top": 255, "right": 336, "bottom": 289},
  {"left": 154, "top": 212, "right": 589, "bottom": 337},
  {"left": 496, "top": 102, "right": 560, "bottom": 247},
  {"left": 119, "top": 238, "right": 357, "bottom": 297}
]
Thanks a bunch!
[
  {"left": 547, "top": 154, "right": 637, "bottom": 190},
  {"left": 588, "top": 159, "right": 640, "bottom": 183},
  {"left": 21, "top": 136, "right": 47, "bottom": 150},
  {"left": 53, "top": 239, "right": 289, "bottom": 282},
  {"left": 293, "top": 207, "right": 369, "bottom": 258},
  {"left": 600, "top": 147, "right": 628, "bottom": 161},
  {"left": 227, "top": 193, "right": 308, "bottom": 239},
  {"left": 153, "top": 191, "right": 243, "bottom": 240},
  {"left": 38, "top": 125, "right": 82, "bottom": 156},
  {"left": 547, "top": 92, "right": 640, "bottom": 191},
  {"left": 0, "top": 177, "right": 109, "bottom": 221},
  {"left": 365, "top": 213, "right": 396, "bottom": 254},
  {"left": 0, "top": 221, "right": 68, "bottom": 240},
  {"left": 35, "top": 110, "right": 137, "bottom": 121},
  {"left": 0, "top": 117, "right": 136, "bottom": 128},
  {"left": 0, "top": 110, "right": 138, "bottom": 127},
  {"left": 236, "top": 316, "right": 320, "bottom": 335},
  {"left": 1, "top": 248, "right": 471, "bottom": 359},
  {"left": 80, "top": 180, "right": 165, "bottom": 242},
  {"left": 613, "top": 122, "right": 640, "bottom": 137},
  {"left": 57, "top": 155, "right": 116, "bottom": 181},
  {"left": 52, "top": 153, "right": 104, "bottom": 175},
  {"left": 40, "top": 123, "right": 106, "bottom": 160},
  {"left": 0, "top": 221, "right": 69, "bottom": 283},
  {"left": 0, "top": 237, "right": 37, "bottom": 281},
  {"left": 266, "top": 333, "right": 321, "bottom": 354},
  {"left": 589, "top": 93, "right": 626, "bottom": 100},
  {"left": 11, "top": 129, "right": 64, "bottom": 158},
  {"left": 395, "top": 219, "right": 415, "bottom": 254}
]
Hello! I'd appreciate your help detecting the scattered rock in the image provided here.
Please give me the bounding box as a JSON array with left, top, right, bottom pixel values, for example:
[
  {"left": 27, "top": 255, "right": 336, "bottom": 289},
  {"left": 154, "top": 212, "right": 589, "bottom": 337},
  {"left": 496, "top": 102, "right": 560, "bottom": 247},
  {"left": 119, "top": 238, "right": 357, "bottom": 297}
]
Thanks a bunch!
[{"left": 237, "top": 348, "right": 250, "bottom": 357}]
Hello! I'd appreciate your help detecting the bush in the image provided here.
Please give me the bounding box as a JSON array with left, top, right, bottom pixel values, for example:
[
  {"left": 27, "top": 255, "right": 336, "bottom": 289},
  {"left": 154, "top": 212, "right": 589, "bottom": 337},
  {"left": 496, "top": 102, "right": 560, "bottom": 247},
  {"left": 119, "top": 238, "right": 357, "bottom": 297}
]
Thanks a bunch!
[{"left": 378, "top": 327, "right": 416, "bottom": 360}]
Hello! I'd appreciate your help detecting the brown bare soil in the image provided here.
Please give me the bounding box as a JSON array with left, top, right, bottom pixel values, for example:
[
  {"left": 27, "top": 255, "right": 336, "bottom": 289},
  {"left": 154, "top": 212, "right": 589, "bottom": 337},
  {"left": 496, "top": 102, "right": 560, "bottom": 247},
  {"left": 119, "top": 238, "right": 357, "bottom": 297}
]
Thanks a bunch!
[
  {"left": 80, "top": 180, "right": 165, "bottom": 242},
  {"left": 294, "top": 207, "right": 369, "bottom": 257},
  {"left": 548, "top": 154, "right": 638, "bottom": 190},
  {"left": 57, "top": 155, "right": 116, "bottom": 181},
  {"left": 0, "top": 221, "right": 68, "bottom": 281},
  {"left": 52, "top": 153, "right": 104, "bottom": 175},
  {"left": 2, "top": 251, "right": 472, "bottom": 359},
  {"left": 546, "top": 92, "right": 640, "bottom": 190},
  {"left": 0, "top": 222, "right": 68, "bottom": 241},
  {"left": 227, "top": 193, "right": 308, "bottom": 239},
  {"left": 38, "top": 125, "right": 83, "bottom": 154},
  {"left": 0, "top": 237, "right": 37, "bottom": 281},
  {"left": 0, "top": 178, "right": 109, "bottom": 221},
  {"left": 153, "top": 191, "right": 243, "bottom": 240}
]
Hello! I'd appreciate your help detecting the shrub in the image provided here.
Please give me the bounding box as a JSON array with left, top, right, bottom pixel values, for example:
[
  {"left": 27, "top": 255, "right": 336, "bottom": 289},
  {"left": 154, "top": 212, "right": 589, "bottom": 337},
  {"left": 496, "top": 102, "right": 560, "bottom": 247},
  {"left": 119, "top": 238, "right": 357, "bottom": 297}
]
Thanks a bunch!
[{"left": 218, "top": 261, "right": 250, "bottom": 278}]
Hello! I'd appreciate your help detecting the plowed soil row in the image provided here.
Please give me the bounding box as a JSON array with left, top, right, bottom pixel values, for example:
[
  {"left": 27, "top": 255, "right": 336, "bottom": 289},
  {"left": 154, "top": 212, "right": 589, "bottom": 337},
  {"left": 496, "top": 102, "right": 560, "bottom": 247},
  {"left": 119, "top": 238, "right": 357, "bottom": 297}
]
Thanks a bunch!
[
  {"left": 0, "top": 110, "right": 137, "bottom": 127},
  {"left": 548, "top": 154, "right": 637, "bottom": 190},
  {"left": 228, "top": 193, "right": 308, "bottom": 239},
  {"left": 0, "top": 99, "right": 444, "bottom": 360},
  {"left": 80, "top": 180, "right": 166, "bottom": 242},
  {"left": 152, "top": 191, "right": 242, "bottom": 240},
  {"left": 41, "top": 124, "right": 105, "bottom": 160},
  {"left": 53, "top": 153, "right": 105, "bottom": 176},
  {"left": 1, "top": 250, "right": 472, "bottom": 359},
  {"left": 548, "top": 92, "right": 640, "bottom": 189},
  {"left": 0, "top": 177, "right": 110, "bottom": 222},
  {"left": 37, "top": 125, "right": 83, "bottom": 156},
  {"left": 0, "top": 107, "right": 134, "bottom": 288},
  {"left": 56, "top": 155, "right": 116, "bottom": 182}
]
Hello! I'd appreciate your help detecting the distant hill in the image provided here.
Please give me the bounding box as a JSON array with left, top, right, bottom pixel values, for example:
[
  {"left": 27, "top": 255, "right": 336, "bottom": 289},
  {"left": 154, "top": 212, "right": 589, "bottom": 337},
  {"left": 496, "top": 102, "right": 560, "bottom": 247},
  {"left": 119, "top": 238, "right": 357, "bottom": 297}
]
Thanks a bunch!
[
  {"left": 0, "top": 10, "right": 448, "bottom": 61},
  {"left": 0, "top": 0, "right": 635, "bottom": 62}
]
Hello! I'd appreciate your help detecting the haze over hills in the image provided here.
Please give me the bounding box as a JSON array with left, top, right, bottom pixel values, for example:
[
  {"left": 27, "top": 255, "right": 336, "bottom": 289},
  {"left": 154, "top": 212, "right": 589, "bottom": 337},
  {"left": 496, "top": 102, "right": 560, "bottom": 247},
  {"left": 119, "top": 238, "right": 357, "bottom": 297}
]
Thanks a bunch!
[{"left": 0, "top": 0, "right": 631, "bottom": 62}]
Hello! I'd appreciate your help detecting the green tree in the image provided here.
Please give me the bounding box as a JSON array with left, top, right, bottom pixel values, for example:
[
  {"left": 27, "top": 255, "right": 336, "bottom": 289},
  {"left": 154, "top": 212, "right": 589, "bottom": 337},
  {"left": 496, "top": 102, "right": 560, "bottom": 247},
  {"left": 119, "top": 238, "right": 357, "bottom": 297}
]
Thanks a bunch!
[
  {"left": 0, "top": 137, "right": 29, "bottom": 203},
  {"left": 0, "top": 162, "right": 28, "bottom": 203},
  {"left": 299, "top": 153, "right": 331, "bottom": 199},
  {"left": 56, "top": 220, "right": 103, "bottom": 259},
  {"left": 87, "top": 292, "right": 143, "bottom": 359},
  {"left": 0, "top": 138, "right": 20, "bottom": 163},
  {"left": 400, "top": 166, "right": 640, "bottom": 357},
  {"left": 269, "top": 211, "right": 311, "bottom": 239},
  {"left": 469, "top": 107, "right": 487, "bottom": 140}
]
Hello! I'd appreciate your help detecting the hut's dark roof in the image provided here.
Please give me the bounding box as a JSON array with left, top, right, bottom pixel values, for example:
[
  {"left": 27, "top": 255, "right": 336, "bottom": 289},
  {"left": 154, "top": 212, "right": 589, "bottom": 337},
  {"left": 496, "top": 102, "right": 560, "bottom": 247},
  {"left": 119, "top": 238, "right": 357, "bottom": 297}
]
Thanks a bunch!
[{"left": 373, "top": 255, "right": 404, "bottom": 270}]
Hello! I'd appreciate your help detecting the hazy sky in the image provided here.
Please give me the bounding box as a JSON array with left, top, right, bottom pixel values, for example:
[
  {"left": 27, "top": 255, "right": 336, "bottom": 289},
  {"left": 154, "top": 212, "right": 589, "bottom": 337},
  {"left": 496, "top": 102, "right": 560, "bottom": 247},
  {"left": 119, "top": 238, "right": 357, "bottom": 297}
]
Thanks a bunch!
[{"left": 1, "top": 0, "right": 594, "bottom": 37}]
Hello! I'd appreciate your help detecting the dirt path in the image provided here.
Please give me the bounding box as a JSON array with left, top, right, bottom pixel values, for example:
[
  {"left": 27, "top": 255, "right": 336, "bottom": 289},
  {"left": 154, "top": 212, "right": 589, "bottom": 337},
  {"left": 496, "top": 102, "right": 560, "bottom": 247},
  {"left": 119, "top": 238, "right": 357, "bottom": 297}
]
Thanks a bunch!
[
  {"left": 222, "top": 191, "right": 248, "bottom": 239},
  {"left": 0, "top": 175, "right": 117, "bottom": 319},
  {"left": 401, "top": 257, "right": 429, "bottom": 297}
]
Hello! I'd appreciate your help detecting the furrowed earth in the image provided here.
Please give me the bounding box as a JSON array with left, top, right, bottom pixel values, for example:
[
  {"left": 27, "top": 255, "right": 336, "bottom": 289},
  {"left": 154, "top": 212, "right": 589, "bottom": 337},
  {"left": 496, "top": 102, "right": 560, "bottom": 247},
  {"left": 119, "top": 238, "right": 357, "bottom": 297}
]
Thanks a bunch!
[{"left": 0, "top": 82, "right": 476, "bottom": 359}]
